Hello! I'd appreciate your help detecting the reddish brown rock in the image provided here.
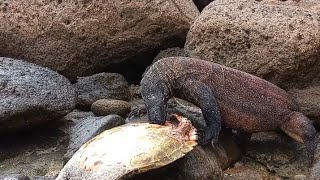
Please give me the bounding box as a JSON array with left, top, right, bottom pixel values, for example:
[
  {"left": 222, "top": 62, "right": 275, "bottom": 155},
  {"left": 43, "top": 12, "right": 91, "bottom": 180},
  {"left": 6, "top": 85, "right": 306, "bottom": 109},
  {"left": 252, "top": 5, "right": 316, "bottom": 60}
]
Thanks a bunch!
[
  {"left": 0, "top": 0, "right": 199, "bottom": 80},
  {"left": 185, "top": 0, "right": 320, "bottom": 88}
]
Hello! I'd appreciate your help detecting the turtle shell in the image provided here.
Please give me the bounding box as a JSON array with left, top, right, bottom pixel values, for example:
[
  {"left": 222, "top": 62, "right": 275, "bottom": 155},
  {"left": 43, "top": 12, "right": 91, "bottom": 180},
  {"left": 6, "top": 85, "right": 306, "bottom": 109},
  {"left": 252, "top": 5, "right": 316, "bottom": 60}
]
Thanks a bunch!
[{"left": 56, "top": 114, "right": 198, "bottom": 180}]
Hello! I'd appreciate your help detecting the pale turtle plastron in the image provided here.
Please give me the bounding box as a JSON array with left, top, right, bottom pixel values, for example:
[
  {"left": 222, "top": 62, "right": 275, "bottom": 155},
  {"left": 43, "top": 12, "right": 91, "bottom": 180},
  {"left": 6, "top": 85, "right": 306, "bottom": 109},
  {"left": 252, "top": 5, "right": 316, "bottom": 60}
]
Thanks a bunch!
[{"left": 56, "top": 114, "right": 198, "bottom": 180}]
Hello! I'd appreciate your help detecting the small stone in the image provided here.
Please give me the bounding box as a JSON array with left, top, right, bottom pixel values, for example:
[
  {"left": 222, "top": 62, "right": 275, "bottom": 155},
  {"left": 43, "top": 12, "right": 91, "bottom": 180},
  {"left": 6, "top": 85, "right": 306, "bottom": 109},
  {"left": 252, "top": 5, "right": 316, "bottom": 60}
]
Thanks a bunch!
[
  {"left": 74, "top": 73, "right": 130, "bottom": 110},
  {"left": 91, "top": 99, "right": 131, "bottom": 118}
]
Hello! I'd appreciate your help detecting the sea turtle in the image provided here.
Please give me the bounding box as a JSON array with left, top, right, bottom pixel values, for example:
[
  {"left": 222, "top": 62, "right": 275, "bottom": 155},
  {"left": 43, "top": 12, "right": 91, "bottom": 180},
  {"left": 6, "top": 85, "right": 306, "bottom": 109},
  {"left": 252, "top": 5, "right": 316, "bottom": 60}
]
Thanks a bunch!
[{"left": 56, "top": 114, "right": 198, "bottom": 180}]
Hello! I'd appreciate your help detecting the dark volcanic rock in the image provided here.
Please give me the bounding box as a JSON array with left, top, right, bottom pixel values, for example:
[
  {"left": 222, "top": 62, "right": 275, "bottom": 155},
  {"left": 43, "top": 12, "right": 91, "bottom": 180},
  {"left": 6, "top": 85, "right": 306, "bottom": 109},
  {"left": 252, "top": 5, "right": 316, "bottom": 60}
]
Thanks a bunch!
[
  {"left": 0, "top": 57, "right": 76, "bottom": 133},
  {"left": 91, "top": 99, "right": 131, "bottom": 118},
  {"left": 32, "top": 177, "right": 55, "bottom": 180},
  {"left": 63, "top": 113, "right": 125, "bottom": 162},
  {"left": 0, "top": 174, "right": 30, "bottom": 180},
  {"left": 131, "top": 146, "right": 223, "bottom": 180},
  {"left": 0, "top": 0, "right": 199, "bottom": 80},
  {"left": 308, "top": 135, "right": 320, "bottom": 180},
  {"left": 74, "top": 73, "right": 130, "bottom": 110},
  {"left": 185, "top": 0, "right": 320, "bottom": 88}
]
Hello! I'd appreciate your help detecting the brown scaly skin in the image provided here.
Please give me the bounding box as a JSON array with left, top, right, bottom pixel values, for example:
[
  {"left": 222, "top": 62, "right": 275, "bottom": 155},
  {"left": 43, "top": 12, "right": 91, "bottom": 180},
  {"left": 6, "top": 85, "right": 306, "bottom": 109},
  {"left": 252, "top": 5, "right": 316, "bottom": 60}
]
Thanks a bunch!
[{"left": 140, "top": 57, "right": 317, "bottom": 147}]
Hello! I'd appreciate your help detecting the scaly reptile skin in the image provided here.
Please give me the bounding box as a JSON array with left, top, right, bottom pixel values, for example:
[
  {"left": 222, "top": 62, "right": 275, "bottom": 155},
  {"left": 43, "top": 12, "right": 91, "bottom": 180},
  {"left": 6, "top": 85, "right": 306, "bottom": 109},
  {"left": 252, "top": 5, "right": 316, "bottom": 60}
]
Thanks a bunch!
[{"left": 140, "top": 57, "right": 316, "bottom": 145}]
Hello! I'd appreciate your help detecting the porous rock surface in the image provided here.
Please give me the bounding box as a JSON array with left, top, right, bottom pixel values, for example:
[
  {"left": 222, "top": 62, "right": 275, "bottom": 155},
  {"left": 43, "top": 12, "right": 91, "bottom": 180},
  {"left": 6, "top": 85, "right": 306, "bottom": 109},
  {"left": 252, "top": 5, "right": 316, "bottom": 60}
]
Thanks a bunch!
[
  {"left": 309, "top": 140, "right": 320, "bottom": 180},
  {"left": 74, "top": 73, "right": 130, "bottom": 110},
  {"left": 0, "top": 0, "right": 199, "bottom": 80},
  {"left": 185, "top": 0, "right": 320, "bottom": 88},
  {"left": 0, "top": 57, "right": 76, "bottom": 133},
  {"left": 288, "top": 86, "right": 320, "bottom": 124}
]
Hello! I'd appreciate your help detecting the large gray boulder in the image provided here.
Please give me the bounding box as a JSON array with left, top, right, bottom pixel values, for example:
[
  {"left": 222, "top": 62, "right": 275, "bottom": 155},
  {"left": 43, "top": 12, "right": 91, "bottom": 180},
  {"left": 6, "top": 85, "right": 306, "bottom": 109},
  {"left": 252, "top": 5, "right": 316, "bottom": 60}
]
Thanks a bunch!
[
  {"left": 0, "top": 57, "right": 76, "bottom": 133},
  {"left": 185, "top": 0, "right": 320, "bottom": 88},
  {"left": 0, "top": 0, "right": 199, "bottom": 80}
]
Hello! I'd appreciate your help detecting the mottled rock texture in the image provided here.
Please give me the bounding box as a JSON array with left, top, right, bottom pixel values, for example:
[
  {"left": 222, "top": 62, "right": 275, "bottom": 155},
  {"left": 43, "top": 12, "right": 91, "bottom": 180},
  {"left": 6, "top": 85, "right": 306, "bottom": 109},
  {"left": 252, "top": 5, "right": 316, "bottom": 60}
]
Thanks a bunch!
[
  {"left": 74, "top": 73, "right": 130, "bottom": 110},
  {"left": 245, "top": 132, "right": 310, "bottom": 178},
  {"left": 91, "top": 99, "right": 131, "bottom": 118},
  {"left": 223, "top": 158, "right": 281, "bottom": 180},
  {"left": 0, "top": 57, "right": 75, "bottom": 133},
  {"left": 185, "top": 0, "right": 320, "bottom": 88},
  {"left": 0, "top": 0, "right": 199, "bottom": 80},
  {"left": 288, "top": 86, "right": 320, "bottom": 124},
  {"left": 309, "top": 140, "right": 320, "bottom": 180},
  {"left": 0, "top": 174, "right": 30, "bottom": 180}
]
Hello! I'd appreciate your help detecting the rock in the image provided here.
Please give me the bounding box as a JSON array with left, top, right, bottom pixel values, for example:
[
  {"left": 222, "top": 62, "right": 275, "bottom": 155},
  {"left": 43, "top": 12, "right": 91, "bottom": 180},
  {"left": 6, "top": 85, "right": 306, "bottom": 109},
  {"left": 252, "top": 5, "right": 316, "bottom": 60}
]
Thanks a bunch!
[
  {"left": 185, "top": 0, "right": 320, "bottom": 88},
  {"left": 32, "top": 177, "right": 55, "bottom": 180},
  {"left": 288, "top": 86, "right": 320, "bottom": 124},
  {"left": 63, "top": 113, "right": 125, "bottom": 162},
  {"left": 0, "top": 57, "right": 76, "bottom": 133},
  {"left": 223, "top": 158, "right": 281, "bottom": 180},
  {"left": 0, "top": 122, "right": 67, "bottom": 178},
  {"left": 173, "top": 146, "right": 222, "bottom": 180},
  {"left": 74, "top": 73, "right": 130, "bottom": 110},
  {"left": 129, "top": 84, "right": 142, "bottom": 99},
  {"left": 293, "top": 175, "right": 307, "bottom": 180},
  {"left": 308, "top": 137, "right": 320, "bottom": 180},
  {"left": 0, "top": 174, "right": 30, "bottom": 180},
  {"left": 91, "top": 99, "right": 131, "bottom": 117},
  {"left": 0, "top": 0, "right": 199, "bottom": 80},
  {"left": 131, "top": 146, "right": 223, "bottom": 180},
  {"left": 245, "top": 131, "right": 311, "bottom": 178},
  {"left": 153, "top": 47, "right": 187, "bottom": 63}
]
